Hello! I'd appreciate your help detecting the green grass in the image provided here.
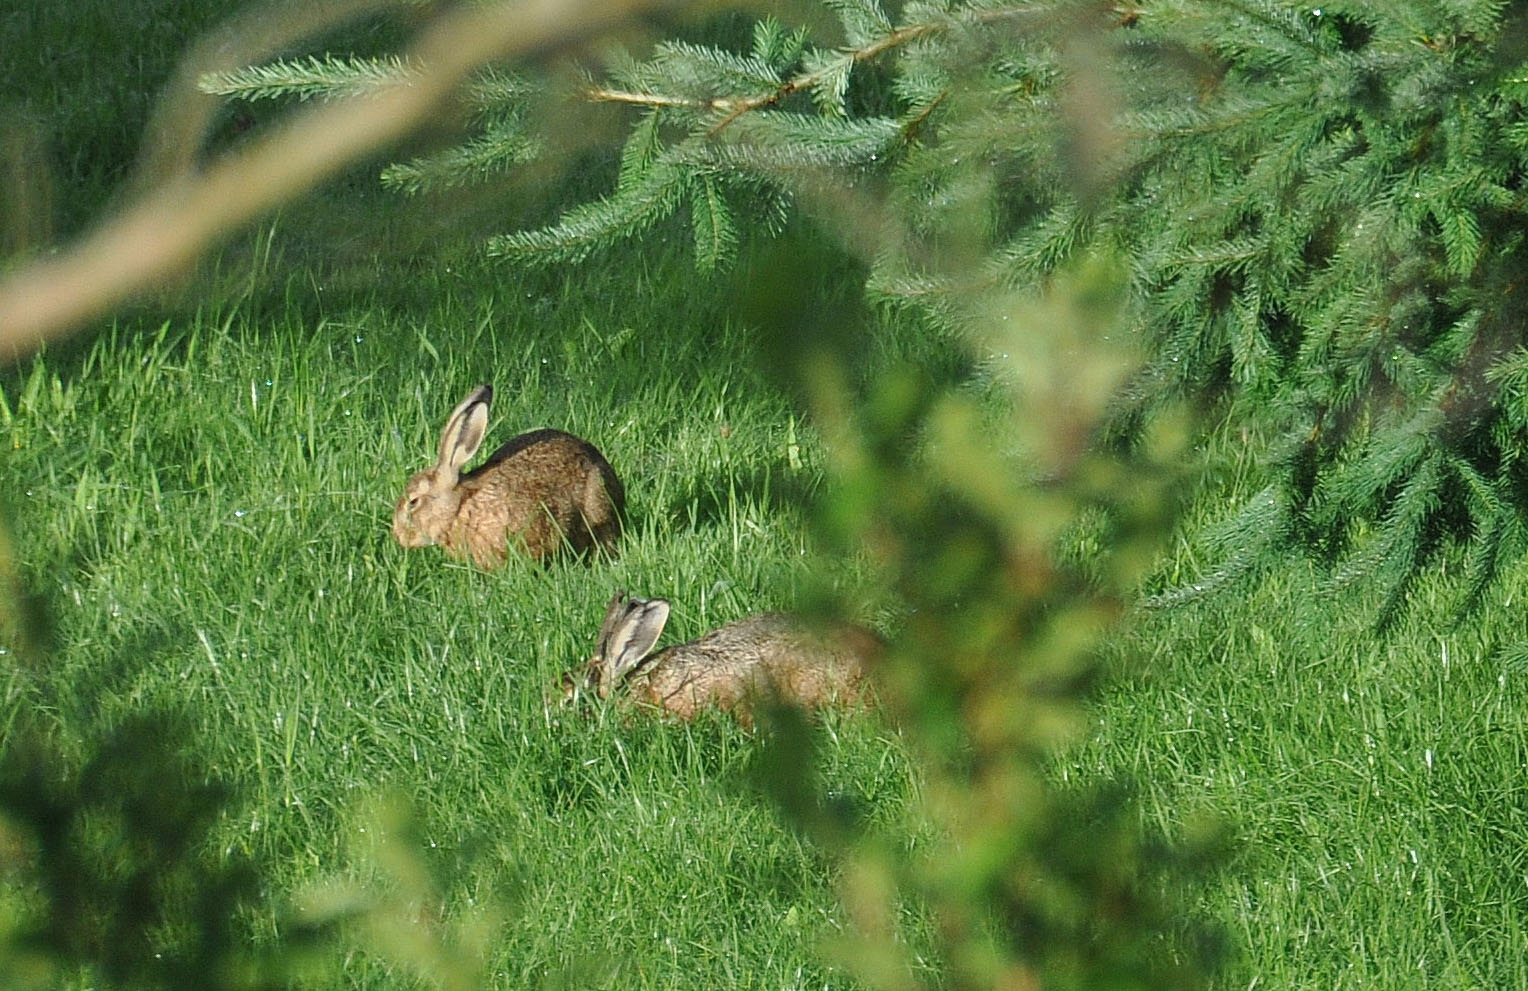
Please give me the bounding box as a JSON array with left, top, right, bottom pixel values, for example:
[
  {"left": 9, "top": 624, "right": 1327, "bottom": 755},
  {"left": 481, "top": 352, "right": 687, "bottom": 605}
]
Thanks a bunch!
[
  {"left": 9, "top": 210, "right": 1528, "bottom": 991},
  {"left": 15, "top": 230, "right": 1528, "bottom": 989},
  {"left": 0, "top": 244, "right": 924, "bottom": 988},
  {"left": 1063, "top": 436, "right": 1528, "bottom": 990}
]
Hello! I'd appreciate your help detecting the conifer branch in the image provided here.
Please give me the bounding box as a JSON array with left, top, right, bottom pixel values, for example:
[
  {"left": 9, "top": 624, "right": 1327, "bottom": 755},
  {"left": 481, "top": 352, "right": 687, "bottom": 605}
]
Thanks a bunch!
[{"left": 704, "top": 5, "right": 1045, "bottom": 135}]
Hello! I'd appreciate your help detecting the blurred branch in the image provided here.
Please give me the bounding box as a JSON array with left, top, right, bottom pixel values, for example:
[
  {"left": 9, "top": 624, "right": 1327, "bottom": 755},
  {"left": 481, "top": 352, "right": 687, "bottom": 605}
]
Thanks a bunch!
[
  {"left": 129, "top": 0, "right": 411, "bottom": 193},
  {"left": 0, "top": 0, "right": 686, "bottom": 362}
]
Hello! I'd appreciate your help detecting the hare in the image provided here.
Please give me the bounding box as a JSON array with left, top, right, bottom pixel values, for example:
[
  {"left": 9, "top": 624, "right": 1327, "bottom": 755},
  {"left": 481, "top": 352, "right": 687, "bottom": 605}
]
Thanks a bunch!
[
  {"left": 560, "top": 593, "right": 879, "bottom": 727},
  {"left": 391, "top": 384, "right": 624, "bottom": 568}
]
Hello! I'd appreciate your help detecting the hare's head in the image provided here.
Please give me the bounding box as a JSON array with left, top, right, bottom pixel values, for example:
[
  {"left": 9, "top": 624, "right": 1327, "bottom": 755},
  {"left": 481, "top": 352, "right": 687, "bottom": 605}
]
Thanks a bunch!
[
  {"left": 392, "top": 384, "right": 492, "bottom": 549},
  {"left": 560, "top": 592, "right": 671, "bottom": 705}
]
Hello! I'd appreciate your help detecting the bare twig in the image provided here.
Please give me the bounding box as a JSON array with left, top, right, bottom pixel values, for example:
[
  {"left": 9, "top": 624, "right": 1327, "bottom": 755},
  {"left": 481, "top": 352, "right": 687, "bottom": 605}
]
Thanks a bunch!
[{"left": 584, "top": 87, "right": 732, "bottom": 110}]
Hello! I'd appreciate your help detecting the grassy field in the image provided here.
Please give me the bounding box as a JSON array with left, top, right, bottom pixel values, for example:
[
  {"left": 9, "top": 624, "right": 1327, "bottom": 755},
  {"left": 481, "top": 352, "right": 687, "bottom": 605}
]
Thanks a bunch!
[
  {"left": 9, "top": 242, "right": 1528, "bottom": 990},
  {"left": 2, "top": 234, "right": 936, "bottom": 988},
  {"left": 1068, "top": 437, "right": 1528, "bottom": 989},
  {"left": 7, "top": 2, "right": 1528, "bottom": 989}
]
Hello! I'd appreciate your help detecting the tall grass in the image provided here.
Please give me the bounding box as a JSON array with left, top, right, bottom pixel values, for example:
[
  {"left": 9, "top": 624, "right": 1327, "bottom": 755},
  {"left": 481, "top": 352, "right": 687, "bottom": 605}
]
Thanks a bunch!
[
  {"left": 1065, "top": 431, "right": 1528, "bottom": 990},
  {"left": 1, "top": 242, "right": 923, "bottom": 988}
]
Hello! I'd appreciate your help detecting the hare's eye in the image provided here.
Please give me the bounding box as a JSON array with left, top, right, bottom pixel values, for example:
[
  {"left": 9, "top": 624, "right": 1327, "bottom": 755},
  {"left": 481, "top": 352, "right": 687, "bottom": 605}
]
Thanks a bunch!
[{"left": 406, "top": 495, "right": 421, "bottom": 510}]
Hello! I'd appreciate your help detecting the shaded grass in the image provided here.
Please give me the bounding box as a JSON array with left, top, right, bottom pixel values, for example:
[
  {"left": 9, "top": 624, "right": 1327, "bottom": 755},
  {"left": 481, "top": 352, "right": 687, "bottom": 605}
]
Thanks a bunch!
[
  {"left": 1, "top": 0, "right": 231, "bottom": 240},
  {"left": 1066, "top": 432, "right": 1528, "bottom": 990}
]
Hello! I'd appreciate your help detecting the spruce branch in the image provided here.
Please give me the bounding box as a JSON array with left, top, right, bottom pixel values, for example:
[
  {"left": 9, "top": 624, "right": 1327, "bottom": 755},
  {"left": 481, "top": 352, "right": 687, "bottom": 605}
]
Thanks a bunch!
[
  {"left": 703, "top": 20, "right": 942, "bottom": 134},
  {"left": 199, "top": 54, "right": 418, "bottom": 102},
  {"left": 380, "top": 122, "right": 542, "bottom": 194},
  {"left": 483, "top": 162, "right": 688, "bottom": 264},
  {"left": 700, "top": 4, "right": 1047, "bottom": 135},
  {"left": 691, "top": 173, "right": 739, "bottom": 271}
]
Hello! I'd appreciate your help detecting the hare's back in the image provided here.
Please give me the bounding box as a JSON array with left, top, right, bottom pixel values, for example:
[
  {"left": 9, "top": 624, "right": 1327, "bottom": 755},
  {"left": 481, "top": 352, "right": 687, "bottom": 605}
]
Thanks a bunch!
[
  {"left": 469, "top": 428, "right": 605, "bottom": 474},
  {"left": 644, "top": 613, "right": 874, "bottom": 713},
  {"left": 464, "top": 429, "right": 618, "bottom": 499},
  {"left": 752, "top": 615, "right": 876, "bottom": 705}
]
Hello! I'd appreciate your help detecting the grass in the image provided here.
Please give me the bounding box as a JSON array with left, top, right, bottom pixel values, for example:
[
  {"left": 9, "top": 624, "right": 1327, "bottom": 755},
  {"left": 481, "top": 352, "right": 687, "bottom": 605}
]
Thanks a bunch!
[
  {"left": 7, "top": 1, "right": 1528, "bottom": 988},
  {"left": 13, "top": 236, "right": 1528, "bottom": 990},
  {"left": 1064, "top": 437, "right": 1528, "bottom": 989},
  {"left": 2, "top": 242, "right": 926, "bottom": 988}
]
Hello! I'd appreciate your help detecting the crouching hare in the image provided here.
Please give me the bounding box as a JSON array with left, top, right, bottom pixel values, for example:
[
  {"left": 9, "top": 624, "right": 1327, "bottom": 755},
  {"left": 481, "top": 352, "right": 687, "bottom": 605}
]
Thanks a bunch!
[
  {"left": 392, "top": 384, "right": 623, "bottom": 568},
  {"left": 560, "top": 592, "right": 880, "bottom": 727}
]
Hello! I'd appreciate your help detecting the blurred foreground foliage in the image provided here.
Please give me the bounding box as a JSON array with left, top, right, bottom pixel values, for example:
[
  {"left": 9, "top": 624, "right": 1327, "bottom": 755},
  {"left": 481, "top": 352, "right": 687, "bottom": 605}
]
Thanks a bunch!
[
  {"left": 0, "top": 249, "right": 1219, "bottom": 988},
  {"left": 742, "top": 244, "right": 1220, "bottom": 989},
  {"left": 0, "top": 523, "right": 501, "bottom": 990}
]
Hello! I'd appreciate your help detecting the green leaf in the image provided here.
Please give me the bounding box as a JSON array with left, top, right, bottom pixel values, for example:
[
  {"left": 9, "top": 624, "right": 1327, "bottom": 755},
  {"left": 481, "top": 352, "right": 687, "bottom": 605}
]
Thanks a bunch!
[
  {"left": 751, "top": 18, "right": 809, "bottom": 72},
  {"left": 486, "top": 164, "right": 688, "bottom": 265},
  {"left": 803, "top": 49, "right": 854, "bottom": 118},
  {"left": 680, "top": 113, "right": 900, "bottom": 169},
  {"left": 380, "top": 120, "right": 542, "bottom": 195},
  {"left": 619, "top": 111, "right": 665, "bottom": 186}
]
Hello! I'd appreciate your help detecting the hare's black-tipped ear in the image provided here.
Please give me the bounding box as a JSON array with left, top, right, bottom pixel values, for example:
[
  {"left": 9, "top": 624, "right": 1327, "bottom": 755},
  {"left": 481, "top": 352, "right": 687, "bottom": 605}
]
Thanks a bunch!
[
  {"left": 436, "top": 384, "right": 492, "bottom": 475},
  {"left": 600, "top": 596, "right": 670, "bottom": 693}
]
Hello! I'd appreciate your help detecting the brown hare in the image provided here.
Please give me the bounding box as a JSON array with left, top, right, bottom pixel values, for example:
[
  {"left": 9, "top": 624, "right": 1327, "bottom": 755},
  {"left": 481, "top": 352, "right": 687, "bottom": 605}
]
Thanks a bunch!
[
  {"left": 391, "top": 384, "right": 623, "bottom": 568},
  {"left": 560, "top": 593, "right": 879, "bottom": 727}
]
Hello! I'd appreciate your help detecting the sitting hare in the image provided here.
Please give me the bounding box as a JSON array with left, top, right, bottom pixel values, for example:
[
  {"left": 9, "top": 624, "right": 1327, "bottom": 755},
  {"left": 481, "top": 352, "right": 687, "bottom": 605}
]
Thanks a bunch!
[
  {"left": 392, "top": 384, "right": 623, "bottom": 568},
  {"left": 561, "top": 592, "right": 879, "bottom": 727}
]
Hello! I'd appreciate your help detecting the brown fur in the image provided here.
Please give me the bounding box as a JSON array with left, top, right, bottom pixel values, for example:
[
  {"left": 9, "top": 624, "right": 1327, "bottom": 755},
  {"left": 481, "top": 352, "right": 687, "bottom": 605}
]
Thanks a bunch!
[
  {"left": 392, "top": 386, "right": 623, "bottom": 567},
  {"left": 562, "top": 594, "right": 880, "bottom": 728}
]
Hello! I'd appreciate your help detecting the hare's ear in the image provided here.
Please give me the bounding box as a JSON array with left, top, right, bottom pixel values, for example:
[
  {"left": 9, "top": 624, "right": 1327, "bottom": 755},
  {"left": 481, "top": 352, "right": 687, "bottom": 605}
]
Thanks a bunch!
[
  {"left": 600, "top": 596, "right": 670, "bottom": 691},
  {"left": 436, "top": 384, "right": 492, "bottom": 475},
  {"left": 594, "top": 591, "right": 630, "bottom": 658}
]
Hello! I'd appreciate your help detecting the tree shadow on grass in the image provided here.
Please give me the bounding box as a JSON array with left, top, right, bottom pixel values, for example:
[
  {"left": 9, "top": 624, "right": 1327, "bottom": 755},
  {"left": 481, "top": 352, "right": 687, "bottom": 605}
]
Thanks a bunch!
[
  {"left": 0, "top": 703, "right": 286, "bottom": 991},
  {"left": 0, "top": 535, "right": 289, "bottom": 989},
  {"left": 663, "top": 462, "right": 820, "bottom": 534}
]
